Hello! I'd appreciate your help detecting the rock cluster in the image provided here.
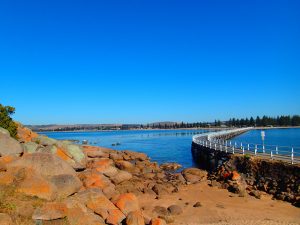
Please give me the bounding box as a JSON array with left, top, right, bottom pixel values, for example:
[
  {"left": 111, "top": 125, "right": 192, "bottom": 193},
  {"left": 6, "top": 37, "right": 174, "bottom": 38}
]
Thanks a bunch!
[
  {"left": 0, "top": 125, "right": 209, "bottom": 224},
  {"left": 208, "top": 154, "right": 300, "bottom": 206}
]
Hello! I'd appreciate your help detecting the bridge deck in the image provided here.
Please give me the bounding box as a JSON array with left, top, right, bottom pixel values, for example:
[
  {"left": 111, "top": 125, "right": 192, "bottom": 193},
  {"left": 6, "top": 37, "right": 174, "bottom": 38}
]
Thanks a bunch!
[{"left": 192, "top": 128, "right": 300, "bottom": 165}]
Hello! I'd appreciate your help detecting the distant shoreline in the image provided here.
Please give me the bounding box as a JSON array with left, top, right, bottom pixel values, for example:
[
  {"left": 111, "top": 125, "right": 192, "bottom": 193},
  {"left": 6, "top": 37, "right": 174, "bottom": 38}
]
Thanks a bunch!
[{"left": 38, "top": 126, "right": 300, "bottom": 133}]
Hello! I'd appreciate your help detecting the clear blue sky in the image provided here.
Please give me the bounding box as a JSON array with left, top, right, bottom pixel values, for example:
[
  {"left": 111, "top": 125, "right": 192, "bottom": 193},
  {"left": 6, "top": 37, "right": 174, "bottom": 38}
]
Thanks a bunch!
[{"left": 0, "top": 0, "right": 299, "bottom": 124}]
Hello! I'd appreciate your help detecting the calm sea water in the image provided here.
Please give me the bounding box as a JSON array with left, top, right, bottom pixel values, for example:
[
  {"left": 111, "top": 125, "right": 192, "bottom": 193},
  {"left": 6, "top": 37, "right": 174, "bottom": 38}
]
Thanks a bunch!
[{"left": 41, "top": 128, "right": 300, "bottom": 168}]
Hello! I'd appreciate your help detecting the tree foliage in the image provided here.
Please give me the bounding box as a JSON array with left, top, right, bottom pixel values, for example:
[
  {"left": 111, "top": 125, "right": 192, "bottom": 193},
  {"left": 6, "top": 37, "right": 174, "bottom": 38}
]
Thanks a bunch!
[
  {"left": 0, "top": 104, "right": 18, "bottom": 138},
  {"left": 227, "top": 115, "right": 300, "bottom": 127}
]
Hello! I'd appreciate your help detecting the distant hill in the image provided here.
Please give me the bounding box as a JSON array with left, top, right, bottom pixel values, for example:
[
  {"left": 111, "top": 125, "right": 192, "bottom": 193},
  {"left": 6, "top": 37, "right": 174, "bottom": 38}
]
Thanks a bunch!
[
  {"left": 27, "top": 124, "right": 123, "bottom": 131},
  {"left": 27, "top": 122, "right": 182, "bottom": 132}
]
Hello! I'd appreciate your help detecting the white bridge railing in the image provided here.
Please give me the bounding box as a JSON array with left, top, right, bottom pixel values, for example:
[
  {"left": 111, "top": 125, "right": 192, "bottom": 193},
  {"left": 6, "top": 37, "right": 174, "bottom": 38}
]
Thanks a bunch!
[{"left": 192, "top": 128, "right": 300, "bottom": 165}]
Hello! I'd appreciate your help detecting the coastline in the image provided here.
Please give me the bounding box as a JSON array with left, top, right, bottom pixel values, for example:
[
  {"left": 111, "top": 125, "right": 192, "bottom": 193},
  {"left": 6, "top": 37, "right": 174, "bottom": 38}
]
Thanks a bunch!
[
  {"left": 0, "top": 124, "right": 299, "bottom": 225},
  {"left": 37, "top": 126, "right": 300, "bottom": 133}
]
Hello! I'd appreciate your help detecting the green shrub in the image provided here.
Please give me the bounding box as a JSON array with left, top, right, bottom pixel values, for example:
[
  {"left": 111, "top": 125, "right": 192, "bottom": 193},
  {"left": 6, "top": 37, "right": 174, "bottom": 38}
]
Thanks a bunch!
[
  {"left": 244, "top": 154, "right": 251, "bottom": 160},
  {"left": 0, "top": 104, "right": 18, "bottom": 138}
]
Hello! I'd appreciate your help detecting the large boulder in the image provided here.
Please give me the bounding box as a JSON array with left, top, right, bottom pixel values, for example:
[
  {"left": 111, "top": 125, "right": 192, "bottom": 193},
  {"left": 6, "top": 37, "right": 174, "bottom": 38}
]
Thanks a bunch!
[
  {"left": 111, "top": 170, "right": 133, "bottom": 185},
  {"left": 182, "top": 168, "right": 207, "bottom": 184},
  {"left": 32, "top": 135, "right": 57, "bottom": 146},
  {"left": 86, "top": 194, "right": 119, "bottom": 220},
  {"left": 152, "top": 184, "right": 170, "bottom": 196},
  {"left": 0, "top": 155, "right": 18, "bottom": 171},
  {"left": 115, "top": 160, "right": 135, "bottom": 171},
  {"left": 167, "top": 205, "right": 183, "bottom": 215},
  {"left": 32, "top": 202, "right": 67, "bottom": 220},
  {"left": 0, "top": 127, "right": 10, "bottom": 136},
  {"left": 16, "top": 123, "right": 38, "bottom": 143},
  {"left": 17, "top": 169, "right": 58, "bottom": 200},
  {"left": 64, "top": 198, "right": 106, "bottom": 225},
  {"left": 38, "top": 145, "right": 57, "bottom": 154},
  {"left": 135, "top": 160, "right": 160, "bottom": 173},
  {"left": 0, "top": 131, "right": 23, "bottom": 156},
  {"left": 126, "top": 210, "right": 145, "bottom": 225},
  {"left": 109, "top": 152, "right": 124, "bottom": 161},
  {"left": 50, "top": 174, "right": 83, "bottom": 198},
  {"left": 89, "top": 158, "right": 114, "bottom": 170},
  {"left": 22, "top": 142, "right": 39, "bottom": 153},
  {"left": 106, "top": 208, "right": 126, "bottom": 225},
  {"left": 58, "top": 143, "right": 86, "bottom": 170},
  {"left": 7, "top": 153, "right": 76, "bottom": 178},
  {"left": 79, "top": 169, "right": 114, "bottom": 191},
  {"left": 83, "top": 145, "right": 110, "bottom": 158},
  {"left": 88, "top": 158, "right": 119, "bottom": 177},
  {"left": 113, "top": 193, "right": 140, "bottom": 216}
]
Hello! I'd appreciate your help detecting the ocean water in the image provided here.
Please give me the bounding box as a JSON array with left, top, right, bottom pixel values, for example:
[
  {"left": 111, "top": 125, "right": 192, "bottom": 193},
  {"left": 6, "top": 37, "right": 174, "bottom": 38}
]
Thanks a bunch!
[
  {"left": 41, "top": 128, "right": 300, "bottom": 168},
  {"left": 231, "top": 128, "right": 300, "bottom": 157}
]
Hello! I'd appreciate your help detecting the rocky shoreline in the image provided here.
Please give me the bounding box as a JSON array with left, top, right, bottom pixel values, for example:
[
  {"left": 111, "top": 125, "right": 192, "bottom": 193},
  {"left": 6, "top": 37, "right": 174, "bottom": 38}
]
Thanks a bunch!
[
  {"left": 0, "top": 124, "right": 209, "bottom": 225},
  {"left": 0, "top": 124, "right": 299, "bottom": 225},
  {"left": 192, "top": 141, "right": 300, "bottom": 207}
]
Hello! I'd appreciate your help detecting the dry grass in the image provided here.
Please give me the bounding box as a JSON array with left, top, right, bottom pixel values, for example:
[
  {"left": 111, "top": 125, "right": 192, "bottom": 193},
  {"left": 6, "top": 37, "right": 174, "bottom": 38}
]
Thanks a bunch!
[{"left": 0, "top": 184, "right": 45, "bottom": 225}]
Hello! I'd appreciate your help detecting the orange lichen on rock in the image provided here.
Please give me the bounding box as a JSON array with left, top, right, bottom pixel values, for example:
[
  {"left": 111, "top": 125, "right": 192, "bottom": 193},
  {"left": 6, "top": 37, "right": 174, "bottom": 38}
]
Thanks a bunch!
[
  {"left": 78, "top": 169, "right": 114, "bottom": 194},
  {"left": 0, "top": 172, "right": 14, "bottom": 185},
  {"left": 56, "top": 148, "right": 71, "bottom": 161},
  {"left": 89, "top": 159, "right": 114, "bottom": 173},
  {"left": 0, "top": 155, "right": 17, "bottom": 164},
  {"left": 17, "top": 175, "right": 57, "bottom": 200},
  {"left": 0, "top": 155, "right": 18, "bottom": 171},
  {"left": 106, "top": 209, "right": 126, "bottom": 225},
  {"left": 231, "top": 171, "right": 241, "bottom": 181},
  {"left": 32, "top": 202, "right": 68, "bottom": 220},
  {"left": 17, "top": 123, "right": 38, "bottom": 143},
  {"left": 151, "top": 218, "right": 167, "bottom": 225},
  {"left": 114, "top": 193, "right": 139, "bottom": 216},
  {"left": 86, "top": 194, "right": 117, "bottom": 219}
]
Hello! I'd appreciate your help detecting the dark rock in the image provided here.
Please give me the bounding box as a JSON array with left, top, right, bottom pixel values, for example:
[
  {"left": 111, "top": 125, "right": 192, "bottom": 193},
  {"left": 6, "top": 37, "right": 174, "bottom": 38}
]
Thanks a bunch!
[
  {"left": 275, "top": 193, "right": 285, "bottom": 201},
  {"left": 249, "top": 190, "right": 261, "bottom": 199},
  {"left": 167, "top": 205, "right": 183, "bottom": 215},
  {"left": 193, "top": 202, "right": 202, "bottom": 208},
  {"left": 152, "top": 206, "right": 168, "bottom": 217}
]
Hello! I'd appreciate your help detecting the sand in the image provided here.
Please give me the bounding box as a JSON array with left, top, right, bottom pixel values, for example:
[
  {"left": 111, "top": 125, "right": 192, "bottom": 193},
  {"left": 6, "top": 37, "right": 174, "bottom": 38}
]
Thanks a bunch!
[{"left": 139, "top": 182, "right": 300, "bottom": 225}]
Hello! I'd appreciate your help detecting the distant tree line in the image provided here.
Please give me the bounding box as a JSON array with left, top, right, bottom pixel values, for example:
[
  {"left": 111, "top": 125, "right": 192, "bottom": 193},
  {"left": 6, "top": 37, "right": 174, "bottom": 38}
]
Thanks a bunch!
[
  {"left": 226, "top": 115, "right": 300, "bottom": 127},
  {"left": 147, "top": 115, "right": 300, "bottom": 129},
  {"left": 145, "top": 122, "right": 211, "bottom": 129},
  {"left": 32, "top": 115, "right": 300, "bottom": 132}
]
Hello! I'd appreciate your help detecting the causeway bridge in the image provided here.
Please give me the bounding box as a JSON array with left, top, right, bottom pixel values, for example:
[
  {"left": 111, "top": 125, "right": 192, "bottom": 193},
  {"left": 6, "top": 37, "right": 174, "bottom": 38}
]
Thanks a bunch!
[{"left": 192, "top": 127, "right": 300, "bottom": 167}]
